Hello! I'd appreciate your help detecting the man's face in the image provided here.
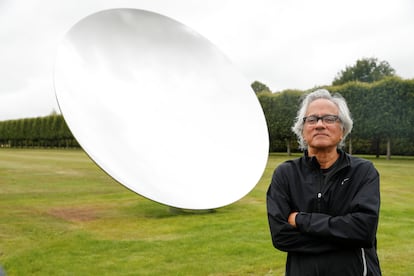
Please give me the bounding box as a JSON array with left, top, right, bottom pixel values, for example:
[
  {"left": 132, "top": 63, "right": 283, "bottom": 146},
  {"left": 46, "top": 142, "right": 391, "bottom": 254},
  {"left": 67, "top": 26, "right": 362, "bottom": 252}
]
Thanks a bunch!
[{"left": 303, "top": 99, "right": 344, "bottom": 152}]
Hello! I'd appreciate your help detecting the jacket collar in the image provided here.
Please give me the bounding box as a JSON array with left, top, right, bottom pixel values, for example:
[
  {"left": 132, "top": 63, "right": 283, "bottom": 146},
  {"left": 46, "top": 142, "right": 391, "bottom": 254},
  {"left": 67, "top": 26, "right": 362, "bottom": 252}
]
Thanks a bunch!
[{"left": 304, "top": 149, "right": 350, "bottom": 171}]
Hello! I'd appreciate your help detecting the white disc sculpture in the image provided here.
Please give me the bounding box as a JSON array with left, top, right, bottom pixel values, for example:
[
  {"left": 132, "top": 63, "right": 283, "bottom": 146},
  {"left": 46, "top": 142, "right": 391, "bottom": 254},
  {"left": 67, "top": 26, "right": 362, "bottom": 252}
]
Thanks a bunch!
[{"left": 54, "top": 8, "right": 269, "bottom": 209}]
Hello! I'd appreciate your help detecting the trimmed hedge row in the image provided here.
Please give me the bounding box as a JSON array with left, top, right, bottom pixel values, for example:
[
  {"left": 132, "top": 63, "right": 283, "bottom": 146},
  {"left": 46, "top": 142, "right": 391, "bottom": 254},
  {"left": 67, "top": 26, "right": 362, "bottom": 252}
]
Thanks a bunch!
[
  {"left": 257, "top": 77, "right": 414, "bottom": 156},
  {"left": 1, "top": 77, "right": 413, "bottom": 156},
  {"left": 0, "top": 114, "right": 78, "bottom": 148}
]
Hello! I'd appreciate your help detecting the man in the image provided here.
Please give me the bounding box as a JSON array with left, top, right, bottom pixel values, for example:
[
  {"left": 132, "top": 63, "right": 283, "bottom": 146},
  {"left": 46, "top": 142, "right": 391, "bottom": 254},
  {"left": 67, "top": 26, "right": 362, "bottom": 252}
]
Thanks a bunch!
[{"left": 267, "top": 89, "right": 381, "bottom": 275}]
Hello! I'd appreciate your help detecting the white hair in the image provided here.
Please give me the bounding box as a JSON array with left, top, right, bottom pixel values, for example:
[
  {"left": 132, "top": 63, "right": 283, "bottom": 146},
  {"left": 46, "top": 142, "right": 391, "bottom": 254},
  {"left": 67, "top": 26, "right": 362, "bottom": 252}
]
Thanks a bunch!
[{"left": 292, "top": 89, "right": 353, "bottom": 150}]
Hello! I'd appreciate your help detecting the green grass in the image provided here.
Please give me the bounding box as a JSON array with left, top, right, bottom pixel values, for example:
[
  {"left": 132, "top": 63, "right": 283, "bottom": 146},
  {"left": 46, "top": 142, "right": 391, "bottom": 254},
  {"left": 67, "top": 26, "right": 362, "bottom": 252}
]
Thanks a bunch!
[{"left": 0, "top": 149, "right": 413, "bottom": 275}]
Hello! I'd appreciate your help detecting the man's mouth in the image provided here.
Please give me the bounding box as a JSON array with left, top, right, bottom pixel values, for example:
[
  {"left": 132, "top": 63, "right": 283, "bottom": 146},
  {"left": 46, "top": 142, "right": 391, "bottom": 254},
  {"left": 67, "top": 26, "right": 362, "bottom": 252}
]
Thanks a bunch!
[{"left": 313, "top": 133, "right": 328, "bottom": 137}]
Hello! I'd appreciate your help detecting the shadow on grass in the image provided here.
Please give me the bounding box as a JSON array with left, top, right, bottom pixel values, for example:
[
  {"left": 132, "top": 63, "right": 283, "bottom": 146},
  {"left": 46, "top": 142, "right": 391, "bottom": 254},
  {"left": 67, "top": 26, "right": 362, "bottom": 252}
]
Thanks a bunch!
[{"left": 124, "top": 200, "right": 218, "bottom": 219}]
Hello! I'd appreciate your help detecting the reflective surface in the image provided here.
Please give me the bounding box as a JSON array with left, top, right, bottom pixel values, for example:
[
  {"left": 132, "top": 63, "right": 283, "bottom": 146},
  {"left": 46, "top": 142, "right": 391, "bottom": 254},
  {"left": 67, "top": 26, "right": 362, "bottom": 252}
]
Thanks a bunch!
[{"left": 54, "top": 9, "right": 269, "bottom": 209}]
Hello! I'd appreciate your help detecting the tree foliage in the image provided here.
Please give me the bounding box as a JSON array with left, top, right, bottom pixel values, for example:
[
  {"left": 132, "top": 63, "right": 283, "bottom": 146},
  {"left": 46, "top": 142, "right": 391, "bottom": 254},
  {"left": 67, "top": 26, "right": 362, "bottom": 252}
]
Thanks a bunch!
[
  {"left": 332, "top": 57, "right": 396, "bottom": 86},
  {"left": 251, "top": 81, "right": 271, "bottom": 94},
  {"left": 256, "top": 77, "right": 414, "bottom": 156},
  {"left": 257, "top": 90, "right": 301, "bottom": 154},
  {"left": 328, "top": 77, "right": 414, "bottom": 158},
  {"left": 0, "top": 114, "right": 78, "bottom": 148}
]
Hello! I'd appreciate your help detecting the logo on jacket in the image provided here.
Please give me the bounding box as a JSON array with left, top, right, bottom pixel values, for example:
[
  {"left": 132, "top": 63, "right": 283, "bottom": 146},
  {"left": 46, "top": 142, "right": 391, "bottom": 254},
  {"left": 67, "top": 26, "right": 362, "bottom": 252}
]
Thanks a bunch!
[{"left": 341, "top": 178, "right": 350, "bottom": 185}]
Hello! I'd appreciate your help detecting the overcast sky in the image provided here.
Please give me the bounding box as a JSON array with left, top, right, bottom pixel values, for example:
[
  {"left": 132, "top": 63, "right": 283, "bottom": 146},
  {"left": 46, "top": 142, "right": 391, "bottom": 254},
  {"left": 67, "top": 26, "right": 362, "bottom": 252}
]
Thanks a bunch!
[{"left": 1, "top": 0, "right": 413, "bottom": 121}]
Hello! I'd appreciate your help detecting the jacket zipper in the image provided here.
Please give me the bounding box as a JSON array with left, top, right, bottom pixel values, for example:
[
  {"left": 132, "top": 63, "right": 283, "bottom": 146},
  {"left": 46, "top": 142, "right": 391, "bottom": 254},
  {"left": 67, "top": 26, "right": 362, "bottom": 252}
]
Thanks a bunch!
[
  {"left": 316, "top": 161, "right": 348, "bottom": 212},
  {"left": 312, "top": 154, "right": 349, "bottom": 213},
  {"left": 317, "top": 192, "right": 322, "bottom": 212},
  {"left": 316, "top": 174, "right": 368, "bottom": 276},
  {"left": 317, "top": 171, "right": 323, "bottom": 212}
]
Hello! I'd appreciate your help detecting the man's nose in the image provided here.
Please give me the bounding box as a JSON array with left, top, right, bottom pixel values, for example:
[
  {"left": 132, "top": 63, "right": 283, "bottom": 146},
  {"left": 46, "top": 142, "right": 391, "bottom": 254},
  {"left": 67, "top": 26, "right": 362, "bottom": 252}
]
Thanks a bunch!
[{"left": 315, "top": 119, "right": 326, "bottom": 127}]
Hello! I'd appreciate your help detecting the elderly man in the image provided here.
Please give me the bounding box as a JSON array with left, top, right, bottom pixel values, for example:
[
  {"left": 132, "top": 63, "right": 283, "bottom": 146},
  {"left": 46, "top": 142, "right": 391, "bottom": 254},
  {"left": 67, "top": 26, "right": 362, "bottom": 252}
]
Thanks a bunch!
[{"left": 267, "top": 89, "right": 381, "bottom": 275}]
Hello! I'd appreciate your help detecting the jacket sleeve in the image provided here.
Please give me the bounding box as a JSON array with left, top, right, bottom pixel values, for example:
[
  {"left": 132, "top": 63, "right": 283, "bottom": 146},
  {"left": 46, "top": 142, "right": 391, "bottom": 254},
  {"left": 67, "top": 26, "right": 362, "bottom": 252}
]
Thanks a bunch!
[
  {"left": 295, "top": 162, "right": 380, "bottom": 248},
  {"left": 267, "top": 164, "right": 342, "bottom": 253}
]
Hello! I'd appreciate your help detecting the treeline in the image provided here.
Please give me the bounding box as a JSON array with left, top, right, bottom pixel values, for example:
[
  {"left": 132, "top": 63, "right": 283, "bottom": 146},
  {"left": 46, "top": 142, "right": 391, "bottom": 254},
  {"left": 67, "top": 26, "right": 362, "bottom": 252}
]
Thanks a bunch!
[
  {"left": 1, "top": 77, "right": 413, "bottom": 156},
  {"left": 0, "top": 114, "right": 78, "bottom": 148},
  {"left": 257, "top": 76, "right": 414, "bottom": 157}
]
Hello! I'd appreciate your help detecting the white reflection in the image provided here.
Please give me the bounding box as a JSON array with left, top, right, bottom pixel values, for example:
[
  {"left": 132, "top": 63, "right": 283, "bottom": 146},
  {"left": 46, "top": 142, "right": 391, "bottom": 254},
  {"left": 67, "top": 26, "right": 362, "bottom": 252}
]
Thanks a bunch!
[{"left": 54, "top": 9, "right": 269, "bottom": 209}]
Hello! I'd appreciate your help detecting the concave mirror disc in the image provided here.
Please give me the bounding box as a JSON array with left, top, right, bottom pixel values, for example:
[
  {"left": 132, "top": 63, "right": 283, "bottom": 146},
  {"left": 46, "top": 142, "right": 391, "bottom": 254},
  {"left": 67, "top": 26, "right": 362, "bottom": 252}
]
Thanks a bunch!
[{"left": 54, "top": 8, "right": 269, "bottom": 209}]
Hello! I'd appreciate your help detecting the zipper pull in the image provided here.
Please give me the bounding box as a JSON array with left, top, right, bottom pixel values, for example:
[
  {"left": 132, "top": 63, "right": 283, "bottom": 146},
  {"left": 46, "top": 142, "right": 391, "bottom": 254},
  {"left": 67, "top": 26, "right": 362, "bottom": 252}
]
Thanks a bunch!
[{"left": 317, "top": 192, "right": 322, "bottom": 212}]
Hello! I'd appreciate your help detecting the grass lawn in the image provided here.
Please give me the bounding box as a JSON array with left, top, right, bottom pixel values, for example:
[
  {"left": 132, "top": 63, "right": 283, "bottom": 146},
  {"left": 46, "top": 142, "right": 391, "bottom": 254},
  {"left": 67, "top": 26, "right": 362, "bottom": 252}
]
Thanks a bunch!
[{"left": 0, "top": 149, "right": 413, "bottom": 275}]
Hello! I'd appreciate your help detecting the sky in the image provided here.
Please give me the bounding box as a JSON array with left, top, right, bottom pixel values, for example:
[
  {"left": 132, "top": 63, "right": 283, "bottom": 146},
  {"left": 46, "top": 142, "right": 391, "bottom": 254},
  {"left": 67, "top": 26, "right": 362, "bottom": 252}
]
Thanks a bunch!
[{"left": 1, "top": 0, "right": 413, "bottom": 121}]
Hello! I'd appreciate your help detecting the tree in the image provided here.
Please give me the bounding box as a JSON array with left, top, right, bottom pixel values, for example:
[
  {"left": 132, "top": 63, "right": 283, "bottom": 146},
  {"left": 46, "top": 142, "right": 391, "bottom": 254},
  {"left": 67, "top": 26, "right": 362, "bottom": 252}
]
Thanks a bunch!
[
  {"left": 369, "top": 77, "right": 414, "bottom": 159},
  {"left": 330, "top": 77, "right": 414, "bottom": 159},
  {"left": 332, "top": 57, "right": 396, "bottom": 86},
  {"left": 257, "top": 90, "right": 301, "bottom": 154},
  {"left": 251, "top": 81, "right": 271, "bottom": 94},
  {"left": 329, "top": 82, "right": 371, "bottom": 154}
]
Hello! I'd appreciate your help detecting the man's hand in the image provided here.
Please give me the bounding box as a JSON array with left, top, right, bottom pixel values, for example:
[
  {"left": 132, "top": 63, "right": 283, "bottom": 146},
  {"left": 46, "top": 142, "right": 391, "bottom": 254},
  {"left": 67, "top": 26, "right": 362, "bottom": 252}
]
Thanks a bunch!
[{"left": 288, "top": 212, "right": 298, "bottom": 228}]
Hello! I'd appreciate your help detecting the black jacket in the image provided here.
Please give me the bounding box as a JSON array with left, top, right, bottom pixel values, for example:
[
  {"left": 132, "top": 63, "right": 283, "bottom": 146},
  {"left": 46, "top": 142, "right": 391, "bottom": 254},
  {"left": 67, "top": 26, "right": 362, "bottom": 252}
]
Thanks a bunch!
[{"left": 267, "top": 150, "right": 381, "bottom": 275}]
